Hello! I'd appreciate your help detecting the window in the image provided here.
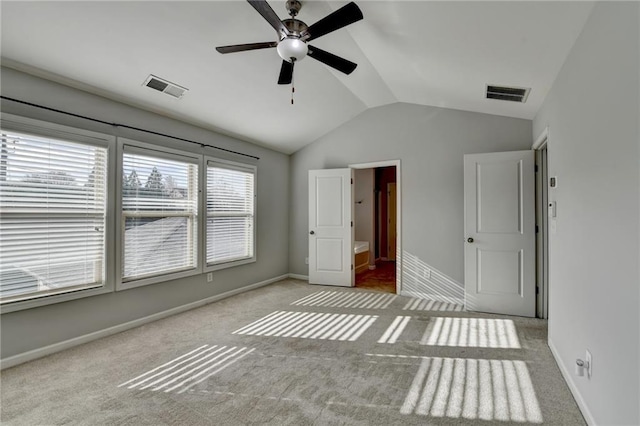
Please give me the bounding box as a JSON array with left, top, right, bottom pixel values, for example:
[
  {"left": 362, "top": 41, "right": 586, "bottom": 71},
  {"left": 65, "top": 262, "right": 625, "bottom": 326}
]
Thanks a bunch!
[
  {"left": 121, "top": 146, "right": 198, "bottom": 282},
  {"left": 0, "top": 129, "right": 108, "bottom": 304},
  {"left": 206, "top": 159, "right": 256, "bottom": 268}
]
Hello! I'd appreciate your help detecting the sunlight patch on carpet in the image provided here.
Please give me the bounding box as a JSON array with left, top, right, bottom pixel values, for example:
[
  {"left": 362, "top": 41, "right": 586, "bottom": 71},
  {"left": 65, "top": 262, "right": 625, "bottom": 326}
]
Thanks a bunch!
[
  {"left": 420, "top": 317, "right": 520, "bottom": 348},
  {"left": 400, "top": 357, "right": 543, "bottom": 423},
  {"left": 232, "top": 310, "right": 378, "bottom": 341},
  {"left": 378, "top": 315, "right": 411, "bottom": 344},
  {"left": 118, "top": 345, "right": 254, "bottom": 394},
  {"left": 291, "top": 291, "right": 396, "bottom": 309}
]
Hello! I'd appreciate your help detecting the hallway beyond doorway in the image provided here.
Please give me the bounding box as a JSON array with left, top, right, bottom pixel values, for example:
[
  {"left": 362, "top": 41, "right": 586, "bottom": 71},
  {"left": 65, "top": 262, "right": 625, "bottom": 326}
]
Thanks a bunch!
[{"left": 355, "top": 260, "right": 396, "bottom": 294}]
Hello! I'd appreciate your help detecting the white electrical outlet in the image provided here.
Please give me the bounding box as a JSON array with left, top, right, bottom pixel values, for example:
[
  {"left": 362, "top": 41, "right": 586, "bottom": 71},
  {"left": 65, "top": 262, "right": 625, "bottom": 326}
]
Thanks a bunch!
[
  {"left": 586, "top": 349, "right": 592, "bottom": 378},
  {"left": 207, "top": 273, "right": 213, "bottom": 283}
]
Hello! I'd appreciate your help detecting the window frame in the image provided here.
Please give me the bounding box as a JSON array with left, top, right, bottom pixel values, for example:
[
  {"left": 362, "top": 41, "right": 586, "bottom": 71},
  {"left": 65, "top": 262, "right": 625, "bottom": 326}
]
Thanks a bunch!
[
  {"left": 0, "top": 113, "right": 116, "bottom": 314},
  {"left": 116, "top": 138, "right": 202, "bottom": 291},
  {"left": 204, "top": 157, "right": 257, "bottom": 272}
]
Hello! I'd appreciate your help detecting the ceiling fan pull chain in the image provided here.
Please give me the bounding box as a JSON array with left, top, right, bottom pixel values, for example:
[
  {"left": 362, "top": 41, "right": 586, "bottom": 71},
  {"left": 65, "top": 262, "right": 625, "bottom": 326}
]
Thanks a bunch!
[{"left": 291, "top": 58, "right": 296, "bottom": 105}]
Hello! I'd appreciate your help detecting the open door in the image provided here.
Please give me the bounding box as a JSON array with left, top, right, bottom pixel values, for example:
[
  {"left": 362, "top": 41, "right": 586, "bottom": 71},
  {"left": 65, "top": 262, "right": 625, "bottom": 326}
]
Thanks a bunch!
[
  {"left": 387, "top": 182, "right": 397, "bottom": 261},
  {"left": 464, "top": 151, "right": 535, "bottom": 317},
  {"left": 309, "top": 169, "right": 354, "bottom": 286}
]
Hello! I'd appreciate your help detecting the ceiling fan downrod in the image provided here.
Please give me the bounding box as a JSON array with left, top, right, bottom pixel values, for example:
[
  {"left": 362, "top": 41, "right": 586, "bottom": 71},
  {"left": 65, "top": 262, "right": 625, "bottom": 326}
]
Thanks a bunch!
[{"left": 285, "top": 0, "right": 302, "bottom": 18}]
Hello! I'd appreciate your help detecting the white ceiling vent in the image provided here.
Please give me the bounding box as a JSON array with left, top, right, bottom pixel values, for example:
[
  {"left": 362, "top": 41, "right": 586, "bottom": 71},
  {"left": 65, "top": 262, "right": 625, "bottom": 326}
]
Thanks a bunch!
[
  {"left": 486, "top": 85, "right": 530, "bottom": 103},
  {"left": 143, "top": 75, "right": 188, "bottom": 99}
]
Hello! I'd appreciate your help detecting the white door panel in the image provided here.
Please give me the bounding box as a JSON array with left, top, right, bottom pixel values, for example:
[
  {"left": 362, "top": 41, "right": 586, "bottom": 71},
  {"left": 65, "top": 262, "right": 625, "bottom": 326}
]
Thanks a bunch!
[
  {"left": 464, "top": 151, "right": 535, "bottom": 317},
  {"left": 309, "top": 169, "right": 353, "bottom": 286}
]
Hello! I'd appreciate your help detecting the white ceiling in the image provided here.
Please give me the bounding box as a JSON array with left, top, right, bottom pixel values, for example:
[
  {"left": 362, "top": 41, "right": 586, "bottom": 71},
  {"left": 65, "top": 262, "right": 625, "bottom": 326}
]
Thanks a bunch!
[{"left": 1, "top": 1, "right": 594, "bottom": 154}]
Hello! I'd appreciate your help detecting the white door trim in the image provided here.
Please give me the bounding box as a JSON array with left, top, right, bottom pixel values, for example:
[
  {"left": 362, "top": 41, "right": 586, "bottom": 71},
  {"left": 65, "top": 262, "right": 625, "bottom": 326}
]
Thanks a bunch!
[
  {"left": 533, "top": 127, "right": 550, "bottom": 319},
  {"left": 349, "top": 160, "right": 402, "bottom": 293},
  {"left": 532, "top": 126, "right": 549, "bottom": 150}
]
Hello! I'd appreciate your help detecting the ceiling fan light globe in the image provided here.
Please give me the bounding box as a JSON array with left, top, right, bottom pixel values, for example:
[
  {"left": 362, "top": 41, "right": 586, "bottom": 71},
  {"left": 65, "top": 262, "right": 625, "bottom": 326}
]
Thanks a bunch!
[{"left": 277, "top": 37, "right": 308, "bottom": 62}]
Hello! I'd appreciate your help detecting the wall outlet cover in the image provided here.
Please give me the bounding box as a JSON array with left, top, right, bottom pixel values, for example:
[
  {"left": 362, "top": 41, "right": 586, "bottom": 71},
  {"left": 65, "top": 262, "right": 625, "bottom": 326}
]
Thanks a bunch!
[{"left": 207, "top": 273, "right": 213, "bottom": 283}]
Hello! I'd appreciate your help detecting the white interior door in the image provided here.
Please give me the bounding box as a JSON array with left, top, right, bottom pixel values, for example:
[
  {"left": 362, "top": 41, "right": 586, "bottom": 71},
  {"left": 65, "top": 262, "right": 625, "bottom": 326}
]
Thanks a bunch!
[
  {"left": 464, "top": 150, "right": 535, "bottom": 317},
  {"left": 309, "top": 169, "right": 354, "bottom": 286}
]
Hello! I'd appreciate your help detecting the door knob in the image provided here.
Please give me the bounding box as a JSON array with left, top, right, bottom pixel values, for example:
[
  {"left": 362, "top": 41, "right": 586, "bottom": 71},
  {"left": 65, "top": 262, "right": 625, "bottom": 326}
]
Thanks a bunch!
[
  {"left": 467, "top": 237, "right": 474, "bottom": 243},
  {"left": 310, "top": 231, "right": 315, "bottom": 235}
]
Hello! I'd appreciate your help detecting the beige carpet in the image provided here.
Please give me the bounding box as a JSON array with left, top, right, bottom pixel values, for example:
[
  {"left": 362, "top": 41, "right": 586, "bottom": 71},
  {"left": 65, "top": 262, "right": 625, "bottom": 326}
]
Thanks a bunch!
[{"left": 0, "top": 279, "right": 585, "bottom": 425}]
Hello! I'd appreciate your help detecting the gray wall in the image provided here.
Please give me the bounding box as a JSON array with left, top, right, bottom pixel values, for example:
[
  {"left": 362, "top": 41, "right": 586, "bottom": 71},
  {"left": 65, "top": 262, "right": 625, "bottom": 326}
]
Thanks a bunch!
[
  {"left": 289, "top": 102, "right": 532, "bottom": 300},
  {"left": 0, "top": 67, "right": 290, "bottom": 359},
  {"left": 532, "top": 3, "right": 639, "bottom": 424}
]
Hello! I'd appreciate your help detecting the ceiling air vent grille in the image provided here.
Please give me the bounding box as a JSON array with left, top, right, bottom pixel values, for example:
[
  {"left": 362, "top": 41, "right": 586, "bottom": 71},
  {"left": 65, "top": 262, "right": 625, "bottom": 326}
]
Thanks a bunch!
[
  {"left": 143, "top": 75, "right": 188, "bottom": 99},
  {"left": 486, "top": 85, "right": 530, "bottom": 103}
]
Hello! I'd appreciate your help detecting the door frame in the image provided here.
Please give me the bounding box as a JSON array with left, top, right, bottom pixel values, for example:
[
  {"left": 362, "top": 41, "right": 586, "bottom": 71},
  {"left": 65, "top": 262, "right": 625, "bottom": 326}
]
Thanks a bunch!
[
  {"left": 533, "top": 127, "right": 550, "bottom": 319},
  {"left": 349, "top": 160, "right": 401, "bottom": 293}
]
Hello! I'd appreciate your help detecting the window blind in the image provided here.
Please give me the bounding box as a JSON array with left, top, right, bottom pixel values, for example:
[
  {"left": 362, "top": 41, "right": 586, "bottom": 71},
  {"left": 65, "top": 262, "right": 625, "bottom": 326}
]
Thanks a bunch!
[
  {"left": 207, "top": 161, "right": 255, "bottom": 266},
  {"left": 0, "top": 130, "right": 107, "bottom": 303},
  {"left": 122, "top": 148, "right": 198, "bottom": 281}
]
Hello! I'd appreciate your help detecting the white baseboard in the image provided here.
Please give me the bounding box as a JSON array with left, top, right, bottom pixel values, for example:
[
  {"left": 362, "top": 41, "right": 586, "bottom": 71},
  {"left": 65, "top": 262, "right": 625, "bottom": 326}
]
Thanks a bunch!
[
  {"left": 0, "top": 274, "right": 288, "bottom": 370},
  {"left": 288, "top": 273, "right": 308, "bottom": 281},
  {"left": 548, "top": 338, "right": 595, "bottom": 425}
]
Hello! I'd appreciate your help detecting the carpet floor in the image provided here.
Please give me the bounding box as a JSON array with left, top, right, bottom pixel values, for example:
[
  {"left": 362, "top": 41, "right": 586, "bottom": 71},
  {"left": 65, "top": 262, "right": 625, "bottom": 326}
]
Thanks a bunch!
[{"left": 0, "top": 279, "right": 585, "bottom": 425}]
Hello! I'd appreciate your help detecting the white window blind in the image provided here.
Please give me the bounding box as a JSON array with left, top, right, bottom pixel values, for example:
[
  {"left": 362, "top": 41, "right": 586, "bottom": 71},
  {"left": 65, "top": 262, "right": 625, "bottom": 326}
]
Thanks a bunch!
[
  {"left": 122, "top": 148, "right": 198, "bottom": 281},
  {"left": 0, "top": 130, "right": 108, "bottom": 303},
  {"left": 207, "top": 161, "right": 255, "bottom": 266}
]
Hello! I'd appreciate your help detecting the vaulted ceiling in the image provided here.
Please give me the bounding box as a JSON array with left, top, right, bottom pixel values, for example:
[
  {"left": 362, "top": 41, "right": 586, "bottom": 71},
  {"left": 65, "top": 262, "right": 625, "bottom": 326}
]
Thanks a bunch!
[{"left": 1, "top": 1, "right": 594, "bottom": 154}]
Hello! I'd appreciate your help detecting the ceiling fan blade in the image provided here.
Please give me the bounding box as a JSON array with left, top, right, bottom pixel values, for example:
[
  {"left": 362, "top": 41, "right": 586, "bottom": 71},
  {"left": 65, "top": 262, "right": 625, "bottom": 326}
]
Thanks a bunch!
[
  {"left": 308, "top": 45, "right": 357, "bottom": 75},
  {"left": 247, "top": 0, "right": 290, "bottom": 38},
  {"left": 216, "top": 41, "right": 278, "bottom": 54},
  {"left": 302, "top": 2, "right": 363, "bottom": 42},
  {"left": 277, "top": 60, "right": 294, "bottom": 85}
]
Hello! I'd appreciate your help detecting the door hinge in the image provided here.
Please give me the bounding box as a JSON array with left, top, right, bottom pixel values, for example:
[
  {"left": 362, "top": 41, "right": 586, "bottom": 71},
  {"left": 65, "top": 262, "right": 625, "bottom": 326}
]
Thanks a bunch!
[
  {"left": 536, "top": 286, "right": 539, "bottom": 294},
  {"left": 535, "top": 165, "right": 539, "bottom": 172},
  {"left": 351, "top": 221, "right": 353, "bottom": 227},
  {"left": 351, "top": 264, "right": 354, "bottom": 270},
  {"left": 351, "top": 178, "right": 353, "bottom": 184},
  {"left": 536, "top": 225, "right": 539, "bottom": 233}
]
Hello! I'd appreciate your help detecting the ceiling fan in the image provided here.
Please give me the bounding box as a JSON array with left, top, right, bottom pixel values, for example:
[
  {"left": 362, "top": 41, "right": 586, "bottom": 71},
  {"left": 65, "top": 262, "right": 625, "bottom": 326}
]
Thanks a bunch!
[{"left": 216, "top": 0, "right": 363, "bottom": 85}]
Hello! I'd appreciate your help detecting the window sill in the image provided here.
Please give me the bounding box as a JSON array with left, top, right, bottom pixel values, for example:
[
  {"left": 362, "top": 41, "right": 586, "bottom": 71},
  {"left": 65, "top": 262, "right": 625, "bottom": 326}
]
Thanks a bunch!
[
  {"left": 205, "top": 257, "right": 256, "bottom": 272},
  {"left": 0, "top": 284, "right": 112, "bottom": 314},
  {"left": 116, "top": 267, "right": 201, "bottom": 291}
]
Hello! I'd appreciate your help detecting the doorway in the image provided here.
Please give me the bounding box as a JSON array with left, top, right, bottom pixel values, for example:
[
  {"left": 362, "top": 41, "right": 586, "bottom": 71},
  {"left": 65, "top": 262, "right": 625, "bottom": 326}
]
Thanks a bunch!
[
  {"left": 350, "top": 162, "right": 399, "bottom": 294},
  {"left": 534, "top": 129, "right": 549, "bottom": 319}
]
